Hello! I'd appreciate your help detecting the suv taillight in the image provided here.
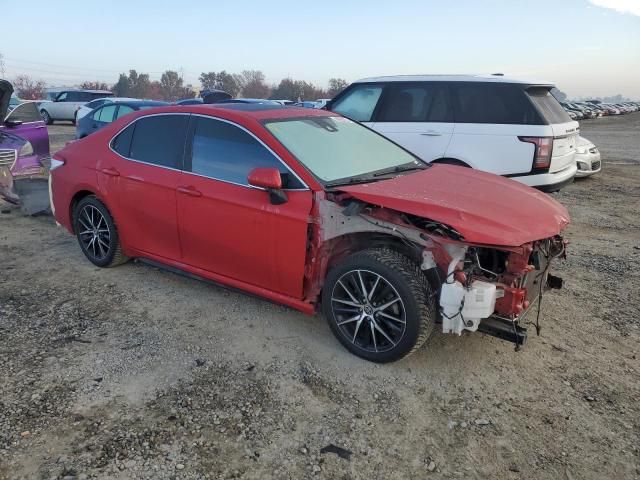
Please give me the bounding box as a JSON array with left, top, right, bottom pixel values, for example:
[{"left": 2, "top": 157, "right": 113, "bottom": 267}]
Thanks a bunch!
[{"left": 519, "top": 136, "right": 553, "bottom": 171}]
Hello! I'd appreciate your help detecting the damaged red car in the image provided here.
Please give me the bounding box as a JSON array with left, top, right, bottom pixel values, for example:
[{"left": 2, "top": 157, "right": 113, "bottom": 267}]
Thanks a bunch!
[{"left": 49, "top": 104, "right": 569, "bottom": 362}]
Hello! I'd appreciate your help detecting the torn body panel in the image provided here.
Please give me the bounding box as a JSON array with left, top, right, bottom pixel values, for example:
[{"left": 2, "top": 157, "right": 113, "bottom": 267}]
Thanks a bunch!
[{"left": 304, "top": 191, "right": 566, "bottom": 348}]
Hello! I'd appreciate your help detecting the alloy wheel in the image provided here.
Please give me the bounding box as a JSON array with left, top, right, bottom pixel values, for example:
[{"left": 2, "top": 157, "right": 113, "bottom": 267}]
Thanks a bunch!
[
  {"left": 77, "top": 205, "right": 111, "bottom": 261},
  {"left": 331, "top": 269, "right": 407, "bottom": 353}
]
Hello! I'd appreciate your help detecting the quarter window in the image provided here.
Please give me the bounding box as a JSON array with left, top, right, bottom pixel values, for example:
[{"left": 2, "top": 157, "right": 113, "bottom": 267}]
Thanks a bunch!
[
  {"left": 128, "top": 115, "right": 189, "bottom": 169},
  {"left": 188, "top": 117, "right": 303, "bottom": 189},
  {"left": 377, "top": 83, "right": 452, "bottom": 122},
  {"left": 331, "top": 85, "right": 383, "bottom": 122},
  {"left": 452, "top": 83, "right": 543, "bottom": 125}
]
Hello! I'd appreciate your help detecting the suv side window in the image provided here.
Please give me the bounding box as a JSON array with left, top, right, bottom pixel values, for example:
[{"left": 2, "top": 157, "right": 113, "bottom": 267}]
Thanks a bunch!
[
  {"left": 187, "top": 116, "right": 304, "bottom": 189},
  {"left": 377, "top": 83, "right": 452, "bottom": 122},
  {"left": 331, "top": 85, "right": 383, "bottom": 122},
  {"left": 5, "top": 102, "right": 42, "bottom": 123},
  {"left": 56, "top": 92, "right": 69, "bottom": 102},
  {"left": 452, "top": 83, "right": 543, "bottom": 125},
  {"left": 128, "top": 115, "right": 189, "bottom": 169}
]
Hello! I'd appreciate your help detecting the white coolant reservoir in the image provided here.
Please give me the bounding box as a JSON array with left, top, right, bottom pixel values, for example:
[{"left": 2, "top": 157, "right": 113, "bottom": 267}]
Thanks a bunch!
[{"left": 440, "top": 280, "right": 497, "bottom": 335}]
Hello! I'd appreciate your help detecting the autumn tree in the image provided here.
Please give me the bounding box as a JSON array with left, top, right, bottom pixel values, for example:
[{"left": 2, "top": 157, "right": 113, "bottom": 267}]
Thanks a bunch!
[
  {"left": 12, "top": 75, "right": 46, "bottom": 99},
  {"left": 327, "top": 78, "right": 348, "bottom": 98},
  {"left": 271, "top": 78, "right": 326, "bottom": 101},
  {"left": 239, "top": 70, "right": 270, "bottom": 98}
]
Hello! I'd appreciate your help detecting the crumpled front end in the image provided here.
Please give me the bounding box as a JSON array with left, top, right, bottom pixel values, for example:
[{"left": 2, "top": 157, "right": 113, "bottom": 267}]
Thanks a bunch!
[{"left": 431, "top": 236, "right": 566, "bottom": 348}]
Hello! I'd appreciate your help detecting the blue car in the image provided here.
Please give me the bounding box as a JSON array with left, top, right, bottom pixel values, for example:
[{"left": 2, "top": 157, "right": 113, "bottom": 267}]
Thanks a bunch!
[{"left": 76, "top": 100, "right": 168, "bottom": 138}]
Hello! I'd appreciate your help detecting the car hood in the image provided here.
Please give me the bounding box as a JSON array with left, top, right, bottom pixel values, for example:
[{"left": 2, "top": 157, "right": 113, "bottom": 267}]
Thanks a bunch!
[
  {"left": 0, "top": 80, "right": 13, "bottom": 120},
  {"left": 338, "top": 164, "right": 570, "bottom": 247}
]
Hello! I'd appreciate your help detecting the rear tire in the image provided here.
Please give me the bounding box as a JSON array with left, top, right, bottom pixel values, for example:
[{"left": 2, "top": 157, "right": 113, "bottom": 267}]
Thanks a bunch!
[
  {"left": 41, "top": 110, "right": 53, "bottom": 125},
  {"left": 322, "top": 248, "right": 437, "bottom": 363},
  {"left": 73, "top": 196, "right": 128, "bottom": 268}
]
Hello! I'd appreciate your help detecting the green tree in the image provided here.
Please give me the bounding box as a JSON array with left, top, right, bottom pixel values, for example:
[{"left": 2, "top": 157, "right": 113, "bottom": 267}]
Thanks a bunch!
[
  {"left": 199, "top": 71, "right": 242, "bottom": 96},
  {"left": 239, "top": 70, "right": 270, "bottom": 98}
]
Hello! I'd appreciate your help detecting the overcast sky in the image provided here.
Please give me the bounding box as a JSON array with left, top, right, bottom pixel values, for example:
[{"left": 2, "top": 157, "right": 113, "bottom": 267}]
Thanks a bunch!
[{"left": 2, "top": 0, "right": 639, "bottom": 98}]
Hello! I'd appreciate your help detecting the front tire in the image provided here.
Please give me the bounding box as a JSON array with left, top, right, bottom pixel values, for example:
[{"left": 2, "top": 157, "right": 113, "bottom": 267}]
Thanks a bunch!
[
  {"left": 41, "top": 110, "right": 53, "bottom": 125},
  {"left": 73, "top": 196, "right": 128, "bottom": 267},
  {"left": 322, "top": 248, "right": 437, "bottom": 363}
]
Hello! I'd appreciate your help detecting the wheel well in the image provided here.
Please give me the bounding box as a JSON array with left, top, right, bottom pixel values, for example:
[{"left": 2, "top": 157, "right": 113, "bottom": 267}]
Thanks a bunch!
[
  {"left": 431, "top": 158, "right": 471, "bottom": 168},
  {"left": 69, "top": 190, "right": 95, "bottom": 233}
]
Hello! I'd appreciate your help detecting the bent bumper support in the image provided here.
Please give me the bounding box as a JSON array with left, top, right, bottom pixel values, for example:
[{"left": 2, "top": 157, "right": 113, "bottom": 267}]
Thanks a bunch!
[{"left": 477, "top": 317, "right": 528, "bottom": 349}]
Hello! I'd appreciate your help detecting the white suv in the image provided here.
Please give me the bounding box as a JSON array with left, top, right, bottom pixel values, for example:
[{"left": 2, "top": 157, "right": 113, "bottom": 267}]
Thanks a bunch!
[
  {"left": 327, "top": 75, "right": 579, "bottom": 191},
  {"left": 39, "top": 89, "right": 113, "bottom": 125}
]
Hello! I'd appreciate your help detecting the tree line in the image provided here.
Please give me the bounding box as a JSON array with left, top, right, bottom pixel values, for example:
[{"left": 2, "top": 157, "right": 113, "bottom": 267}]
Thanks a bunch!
[{"left": 10, "top": 69, "right": 349, "bottom": 102}]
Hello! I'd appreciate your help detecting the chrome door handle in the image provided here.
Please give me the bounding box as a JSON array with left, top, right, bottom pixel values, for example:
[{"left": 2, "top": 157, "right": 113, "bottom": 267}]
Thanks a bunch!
[{"left": 177, "top": 186, "right": 202, "bottom": 197}]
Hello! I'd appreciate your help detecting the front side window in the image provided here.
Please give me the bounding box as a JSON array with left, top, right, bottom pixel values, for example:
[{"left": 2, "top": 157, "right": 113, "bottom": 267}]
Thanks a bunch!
[
  {"left": 452, "top": 83, "right": 543, "bottom": 125},
  {"left": 331, "top": 85, "right": 383, "bottom": 122},
  {"left": 188, "top": 117, "right": 303, "bottom": 188},
  {"left": 6, "top": 102, "right": 42, "bottom": 123},
  {"left": 95, "top": 105, "right": 117, "bottom": 123},
  {"left": 116, "top": 105, "right": 135, "bottom": 119},
  {"left": 377, "top": 83, "right": 452, "bottom": 122},
  {"left": 56, "top": 92, "right": 68, "bottom": 102},
  {"left": 264, "top": 115, "right": 421, "bottom": 184},
  {"left": 128, "top": 115, "right": 189, "bottom": 169}
]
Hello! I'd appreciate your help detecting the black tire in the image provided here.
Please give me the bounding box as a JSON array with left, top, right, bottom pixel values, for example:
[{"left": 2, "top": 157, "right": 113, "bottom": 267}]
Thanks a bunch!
[
  {"left": 322, "top": 248, "right": 437, "bottom": 363},
  {"left": 41, "top": 110, "right": 53, "bottom": 125},
  {"left": 73, "top": 195, "right": 128, "bottom": 268}
]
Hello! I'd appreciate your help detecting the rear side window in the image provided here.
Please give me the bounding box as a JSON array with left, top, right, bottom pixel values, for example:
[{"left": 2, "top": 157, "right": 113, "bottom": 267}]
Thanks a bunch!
[
  {"left": 116, "top": 105, "right": 135, "bottom": 119},
  {"left": 188, "top": 117, "right": 303, "bottom": 189},
  {"left": 95, "top": 105, "right": 117, "bottom": 123},
  {"left": 331, "top": 85, "right": 383, "bottom": 122},
  {"left": 527, "top": 87, "right": 572, "bottom": 124},
  {"left": 452, "top": 83, "right": 543, "bottom": 125},
  {"left": 128, "top": 115, "right": 189, "bottom": 169},
  {"left": 5, "top": 102, "right": 42, "bottom": 123},
  {"left": 377, "top": 83, "right": 452, "bottom": 122}
]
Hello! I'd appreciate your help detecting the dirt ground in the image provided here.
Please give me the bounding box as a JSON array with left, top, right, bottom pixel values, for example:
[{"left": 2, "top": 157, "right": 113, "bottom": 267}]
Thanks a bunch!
[{"left": 1, "top": 114, "right": 638, "bottom": 480}]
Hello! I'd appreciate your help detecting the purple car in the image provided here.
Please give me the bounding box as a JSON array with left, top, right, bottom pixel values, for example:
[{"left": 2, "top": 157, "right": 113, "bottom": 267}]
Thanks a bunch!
[{"left": 0, "top": 79, "right": 51, "bottom": 206}]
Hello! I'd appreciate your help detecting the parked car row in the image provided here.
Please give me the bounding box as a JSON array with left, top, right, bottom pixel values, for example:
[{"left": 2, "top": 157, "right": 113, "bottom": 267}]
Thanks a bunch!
[{"left": 561, "top": 100, "right": 639, "bottom": 120}]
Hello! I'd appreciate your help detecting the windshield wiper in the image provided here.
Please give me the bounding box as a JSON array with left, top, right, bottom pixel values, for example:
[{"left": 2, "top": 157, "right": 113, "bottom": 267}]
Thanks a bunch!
[
  {"left": 325, "top": 176, "right": 382, "bottom": 188},
  {"left": 372, "top": 163, "right": 428, "bottom": 177}
]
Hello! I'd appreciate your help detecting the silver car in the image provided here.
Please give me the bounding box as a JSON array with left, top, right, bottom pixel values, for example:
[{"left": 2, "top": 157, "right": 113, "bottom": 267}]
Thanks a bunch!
[{"left": 39, "top": 89, "right": 113, "bottom": 125}]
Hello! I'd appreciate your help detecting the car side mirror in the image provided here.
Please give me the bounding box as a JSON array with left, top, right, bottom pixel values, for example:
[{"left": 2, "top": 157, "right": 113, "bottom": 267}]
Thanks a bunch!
[
  {"left": 4, "top": 119, "right": 23, "bottom": 128},
  {"left": 247, "top": 167, "right": 288, "bottom": 205}
]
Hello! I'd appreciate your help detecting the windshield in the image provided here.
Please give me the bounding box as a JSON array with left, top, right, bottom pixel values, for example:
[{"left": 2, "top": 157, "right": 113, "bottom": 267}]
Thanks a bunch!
[{"left": 264, "top": 115, "right": 422, "bottom": 184}]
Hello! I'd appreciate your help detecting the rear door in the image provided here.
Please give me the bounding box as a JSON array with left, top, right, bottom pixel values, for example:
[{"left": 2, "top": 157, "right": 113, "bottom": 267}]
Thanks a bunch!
[
  {"left": 177, "top": 115, "right": 312, "bottom": 298},
  {"left": 447, "top": 82, "right": 547, "bottom": 175},
  {"left": 526, "top": 87, "right": 579, "bottom": 173},
  {"left": 98, "top": 114, "right": 189, "bottom": 261},
  {"left": 371, "top": 82, "right": 454, "bottom": 162}
]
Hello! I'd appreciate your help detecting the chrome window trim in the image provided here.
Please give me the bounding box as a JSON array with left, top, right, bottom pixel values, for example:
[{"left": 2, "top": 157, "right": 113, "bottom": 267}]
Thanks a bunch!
[{"left": 108, "top": 112, "right": 309, "bottom": 192}]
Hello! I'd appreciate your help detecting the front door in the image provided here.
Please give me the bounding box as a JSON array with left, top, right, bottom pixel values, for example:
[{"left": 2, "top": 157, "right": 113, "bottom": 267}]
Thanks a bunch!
[
  {"left": 371, "top": 82, "right": 454, "bottom": 162},
  {"left": 176, "top": 116, "right": 312, "bottom": 298},
  {"left": 2, "top": 102, "right": 50, "bottom": 159}
]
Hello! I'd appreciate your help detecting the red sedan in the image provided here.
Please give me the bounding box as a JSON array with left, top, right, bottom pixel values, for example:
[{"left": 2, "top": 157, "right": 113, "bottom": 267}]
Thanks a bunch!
[{"left": 49, "top": 104, "right": 569, "bottom": 362}]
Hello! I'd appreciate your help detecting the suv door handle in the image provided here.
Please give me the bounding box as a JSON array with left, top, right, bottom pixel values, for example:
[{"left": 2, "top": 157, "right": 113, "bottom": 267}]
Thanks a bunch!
[
  {"left": 420, "top": 131, "right": 442, "bottom": 137},
  {"left": 177, "top": 186, "right": 202, "bottom": 197},
  {"left": 101, "top": 167, "right": 120, "bottom": 177}
]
